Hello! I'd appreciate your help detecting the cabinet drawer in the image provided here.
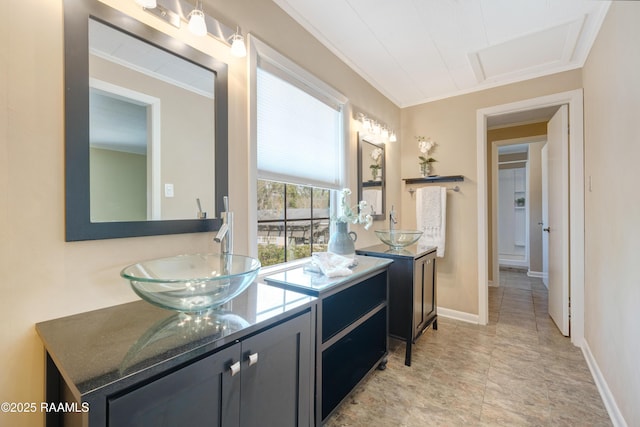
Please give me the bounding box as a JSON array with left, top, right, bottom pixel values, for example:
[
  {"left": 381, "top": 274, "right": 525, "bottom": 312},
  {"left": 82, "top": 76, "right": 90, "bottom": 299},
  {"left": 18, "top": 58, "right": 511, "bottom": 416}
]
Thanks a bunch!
[{"left": 321, "top": 271, "right": 387, "bottom": 342}]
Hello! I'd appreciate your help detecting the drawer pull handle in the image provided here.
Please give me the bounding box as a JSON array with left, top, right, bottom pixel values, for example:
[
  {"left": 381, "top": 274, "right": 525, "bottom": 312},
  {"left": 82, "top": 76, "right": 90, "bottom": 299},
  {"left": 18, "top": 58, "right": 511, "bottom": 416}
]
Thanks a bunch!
[
  {"left": 229, "top": 361, "right": 241, "bottom": 376},
  {"left": 248, "top": 352, "right": 259, "bottom": 367}
]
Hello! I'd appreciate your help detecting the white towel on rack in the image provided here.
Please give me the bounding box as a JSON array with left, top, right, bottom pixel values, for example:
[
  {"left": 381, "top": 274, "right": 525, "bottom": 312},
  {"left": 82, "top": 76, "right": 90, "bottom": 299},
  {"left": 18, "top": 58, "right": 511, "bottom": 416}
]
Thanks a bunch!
[{"left": 416, "top": 186, "right": 446, "bottom": 257}]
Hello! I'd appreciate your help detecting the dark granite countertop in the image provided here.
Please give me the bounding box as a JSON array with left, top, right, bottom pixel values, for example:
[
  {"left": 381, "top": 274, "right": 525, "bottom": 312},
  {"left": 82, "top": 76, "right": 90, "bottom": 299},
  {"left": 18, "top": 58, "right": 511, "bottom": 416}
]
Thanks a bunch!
[
  {"left": 36, "top": 282, "right": 315, "bottom": 401},
  {"left": 356, "top": 243, "right": 437, "bottom": 260}
]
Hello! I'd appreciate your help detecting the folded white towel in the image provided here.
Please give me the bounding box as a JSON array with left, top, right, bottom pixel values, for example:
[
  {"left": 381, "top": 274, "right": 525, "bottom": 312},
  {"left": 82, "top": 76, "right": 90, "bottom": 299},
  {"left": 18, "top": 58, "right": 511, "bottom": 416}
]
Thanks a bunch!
[
  {"left": 416, "top": 186, "right": 446, "bottom": 257},
  {"left": 311, "top": 252, "right": 353, "bottom": 277}
]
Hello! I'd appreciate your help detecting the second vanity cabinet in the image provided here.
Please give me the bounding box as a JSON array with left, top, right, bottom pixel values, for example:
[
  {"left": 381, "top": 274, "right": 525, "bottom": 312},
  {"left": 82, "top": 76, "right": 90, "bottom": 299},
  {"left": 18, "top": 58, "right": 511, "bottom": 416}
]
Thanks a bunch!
[
  {"left": 357, "top": 244, "right": 438, "bottom": 366},
  {"left": 36, "top": 283, "right": 315, "bottom": 427},
  {"left": 264, "top": 256, "right": 392, "bottom": 425}
]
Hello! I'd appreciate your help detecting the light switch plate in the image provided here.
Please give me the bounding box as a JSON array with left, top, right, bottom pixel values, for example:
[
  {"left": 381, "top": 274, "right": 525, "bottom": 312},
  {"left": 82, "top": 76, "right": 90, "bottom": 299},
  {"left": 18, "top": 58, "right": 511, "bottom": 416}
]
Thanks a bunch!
[{"left": 164, "top": 183, "right": 174, "bottom": 198}]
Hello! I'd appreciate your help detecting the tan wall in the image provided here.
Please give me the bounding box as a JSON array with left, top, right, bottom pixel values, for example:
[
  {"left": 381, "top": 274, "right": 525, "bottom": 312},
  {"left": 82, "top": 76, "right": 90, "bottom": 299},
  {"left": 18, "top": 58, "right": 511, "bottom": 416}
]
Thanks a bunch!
[
  {"left": 583, "top": 2, "right": 640, "bottom": 425},
  {"left": 90, "top": 147, "right": 147, "bottom": 221},
  {"left": 0, "top": 0, "right": 399, "bottom": 425},
  {"left": 487, "top": 123, "right": 547, "bottom": 280},
  {"left": 400, "top": 72, "right": 581, "bottom": 316}
]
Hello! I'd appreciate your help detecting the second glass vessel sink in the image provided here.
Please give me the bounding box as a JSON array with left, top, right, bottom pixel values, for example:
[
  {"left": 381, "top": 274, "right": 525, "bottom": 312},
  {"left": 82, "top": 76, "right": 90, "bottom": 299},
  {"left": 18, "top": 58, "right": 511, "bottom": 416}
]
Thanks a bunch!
[
  {"left": 121, "top": 254, "right": 261, "bottom": 314},
  {"left": 375, "top": 229, "right": 423, "bottom": 250}
]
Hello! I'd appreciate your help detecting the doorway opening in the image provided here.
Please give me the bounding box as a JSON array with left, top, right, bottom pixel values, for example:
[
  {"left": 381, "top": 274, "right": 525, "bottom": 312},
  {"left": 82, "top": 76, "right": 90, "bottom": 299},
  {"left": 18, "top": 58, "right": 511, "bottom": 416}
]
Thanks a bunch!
[
  {"left": 476, "top": 89, "right": 585, "bottom": 347},
  {"left": 491, "top": 135, "right": 548, "bottom": 289}
]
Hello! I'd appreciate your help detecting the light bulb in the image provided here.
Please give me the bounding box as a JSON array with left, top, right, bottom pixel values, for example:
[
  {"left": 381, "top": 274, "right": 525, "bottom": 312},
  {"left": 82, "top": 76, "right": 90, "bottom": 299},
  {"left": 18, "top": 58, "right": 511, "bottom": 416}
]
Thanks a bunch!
[
  {"left": 389, "top": 132, "right": 397, "bottom": 142},
  {"left": 188, "top": 9, "right": 207, "bottom": 36},
  {"left": 372, "top": 121, "right": 381, "bottom": 135},
  {"left": 230, "top": 34, "right": 247, "bottom": 57},
  {"left": 135, "top": 0, "right": 157, "bottom": 8}
]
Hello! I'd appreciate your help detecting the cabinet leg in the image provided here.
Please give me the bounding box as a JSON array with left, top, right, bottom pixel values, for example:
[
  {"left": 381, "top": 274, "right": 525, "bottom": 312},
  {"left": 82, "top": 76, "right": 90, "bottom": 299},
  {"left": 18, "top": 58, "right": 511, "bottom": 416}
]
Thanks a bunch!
[
  {"left": 433, "top": 317, "right": 438, "bottom": 330},
  {"left": 377, "top": 357, "right": 388, "bottom": 370},
  {"left": 404, "top": 339, "right": 412, "bottom": 366}
]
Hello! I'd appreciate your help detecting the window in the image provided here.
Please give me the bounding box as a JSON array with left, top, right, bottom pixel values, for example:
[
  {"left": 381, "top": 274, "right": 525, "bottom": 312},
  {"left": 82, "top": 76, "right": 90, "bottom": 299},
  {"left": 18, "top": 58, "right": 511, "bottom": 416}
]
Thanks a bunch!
[
  {"left": 257, "top": 180, "right": 330, "bottom": 267},
  {"left": 250, "top": 36, "right": 348, "bottom": 266},
  {"left": 256, "top": 65, "right": 344, "bottom": 189}
]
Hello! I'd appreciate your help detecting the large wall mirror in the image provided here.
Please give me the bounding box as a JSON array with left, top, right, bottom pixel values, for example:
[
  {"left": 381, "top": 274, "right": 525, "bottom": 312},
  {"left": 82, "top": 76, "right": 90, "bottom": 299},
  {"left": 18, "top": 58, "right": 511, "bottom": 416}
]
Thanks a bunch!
[
  {"left": 64, "top": 0, "right": 228, "bottom": 241},
  {"left": 357, "top": 132, "right": 385, "bottom": 221}
]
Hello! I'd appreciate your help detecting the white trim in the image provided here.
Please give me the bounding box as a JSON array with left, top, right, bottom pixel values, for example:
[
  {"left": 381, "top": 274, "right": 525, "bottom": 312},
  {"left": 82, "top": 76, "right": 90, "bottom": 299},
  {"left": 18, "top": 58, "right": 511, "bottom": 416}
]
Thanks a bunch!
[
  {"left": 582, "top": 341, "right": 627, "bottom": 427},
  {"left": 476, "top": 89, "right": 585, "bottom": 348},
  {"left": 247, "top": 35, "right": 260, "bottom": 258},
  {"left": 498, "top": 258, "right": 529, "bottom": 269},
  {"left": 437, "top": 307, "right": 479, "bottom": 325},
  {"left": 527, "top": 270, "right": 544, "bottom": 279}
]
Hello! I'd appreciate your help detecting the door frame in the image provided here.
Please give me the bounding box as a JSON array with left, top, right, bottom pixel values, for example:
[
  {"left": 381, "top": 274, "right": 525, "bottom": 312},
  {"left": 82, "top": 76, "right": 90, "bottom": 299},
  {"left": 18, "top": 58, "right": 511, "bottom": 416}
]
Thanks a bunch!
[{"left": 476, "top": 89, "right": 584, "bottom": 347}]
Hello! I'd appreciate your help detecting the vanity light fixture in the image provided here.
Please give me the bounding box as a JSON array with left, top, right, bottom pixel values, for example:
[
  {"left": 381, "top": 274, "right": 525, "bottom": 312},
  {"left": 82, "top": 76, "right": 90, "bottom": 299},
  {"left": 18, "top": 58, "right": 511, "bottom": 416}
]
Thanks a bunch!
[
  {"left": 356, "top": 111, "right": 396, "bottom": 143},
  {"left": 135, "top": 0, "right": 157, "bottom": 8},
  {"left": 187, "top": 0, "right": 207, "bottom": 36},
  {"left": 229, "top": 28, "right": 247, "bottom": 57},
  {"left": 133, "top": 0, "right": 247, "bottom": 58}
]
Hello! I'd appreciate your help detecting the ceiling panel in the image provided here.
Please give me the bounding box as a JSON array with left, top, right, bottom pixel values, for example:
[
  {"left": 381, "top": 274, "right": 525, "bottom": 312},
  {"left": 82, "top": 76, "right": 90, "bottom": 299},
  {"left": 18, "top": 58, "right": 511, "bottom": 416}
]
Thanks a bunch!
[{"left": 272, "top": 0, "right": 611, "bottom": 107}]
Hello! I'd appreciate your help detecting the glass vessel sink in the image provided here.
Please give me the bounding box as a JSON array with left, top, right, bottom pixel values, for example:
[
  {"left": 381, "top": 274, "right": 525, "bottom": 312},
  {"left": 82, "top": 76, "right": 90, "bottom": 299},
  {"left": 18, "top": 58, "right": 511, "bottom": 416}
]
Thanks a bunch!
[
  {"left": 375, "top": 229, "right": 423, "bottom": 250},
  {"left": 121, "top": 254, "right": 261, "bottom": 314}
]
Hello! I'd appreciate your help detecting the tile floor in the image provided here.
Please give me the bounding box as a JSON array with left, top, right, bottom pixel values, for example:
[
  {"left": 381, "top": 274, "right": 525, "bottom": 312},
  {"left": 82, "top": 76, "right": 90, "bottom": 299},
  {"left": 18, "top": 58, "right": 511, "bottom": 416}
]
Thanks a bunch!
[{"left": 324, "top": 269, "right": 611, "bottom": 426}]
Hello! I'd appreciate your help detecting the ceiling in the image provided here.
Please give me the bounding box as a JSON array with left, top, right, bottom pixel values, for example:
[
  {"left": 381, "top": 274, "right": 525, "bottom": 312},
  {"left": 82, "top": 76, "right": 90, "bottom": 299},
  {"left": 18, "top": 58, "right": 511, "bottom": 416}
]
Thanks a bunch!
[{"left": 272, "top": 0, "right": 610, "bottom": 108}]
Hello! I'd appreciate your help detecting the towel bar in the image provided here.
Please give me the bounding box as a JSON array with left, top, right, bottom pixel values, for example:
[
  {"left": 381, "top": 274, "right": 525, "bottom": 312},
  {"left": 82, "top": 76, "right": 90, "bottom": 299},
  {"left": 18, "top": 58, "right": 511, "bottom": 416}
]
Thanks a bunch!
[{"left": 408, "top": 185, "right": 459, "bottom": 196}]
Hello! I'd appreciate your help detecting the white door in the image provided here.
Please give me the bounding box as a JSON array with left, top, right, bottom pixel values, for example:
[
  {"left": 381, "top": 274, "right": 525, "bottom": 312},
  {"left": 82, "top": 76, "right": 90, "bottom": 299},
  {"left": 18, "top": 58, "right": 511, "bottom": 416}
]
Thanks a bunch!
[
  {"left": 546, "top": 105, "right": 570, "bottom": 336},
  {"left": 541, "top": 144, "right": 549, "bottom": 288}
]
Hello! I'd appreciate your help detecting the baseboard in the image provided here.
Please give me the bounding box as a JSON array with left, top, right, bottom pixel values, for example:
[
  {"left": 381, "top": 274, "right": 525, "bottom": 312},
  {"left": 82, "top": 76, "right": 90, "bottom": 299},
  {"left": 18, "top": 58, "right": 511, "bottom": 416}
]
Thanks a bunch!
[
  {"left": 527, "top": 270, "right": 543, "bottom": 278},
  {"left": 437, "top": 307, "right": 479, "bottom": 324},
  {"left": 498, "top": 259, "right": 528, "bottom": 269},
  {"left": 488, "top": 280, "right": 497, "bottom": 287},
  {"left": 581, "top": 341, "right": 627, "bottom": 427}
]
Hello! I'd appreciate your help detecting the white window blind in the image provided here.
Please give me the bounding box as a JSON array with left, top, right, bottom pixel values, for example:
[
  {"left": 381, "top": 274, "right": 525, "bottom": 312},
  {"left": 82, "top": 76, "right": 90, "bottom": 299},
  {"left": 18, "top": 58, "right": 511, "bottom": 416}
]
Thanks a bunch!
[{"left": 257, "top": 65, "right": 344, "bottom": 190}]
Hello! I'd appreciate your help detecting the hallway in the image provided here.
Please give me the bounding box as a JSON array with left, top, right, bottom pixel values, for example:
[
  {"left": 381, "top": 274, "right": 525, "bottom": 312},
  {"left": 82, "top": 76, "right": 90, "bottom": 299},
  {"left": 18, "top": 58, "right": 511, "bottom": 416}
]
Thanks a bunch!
[{"left": 325, "top": 270, "right": 611, "bottom": 426}]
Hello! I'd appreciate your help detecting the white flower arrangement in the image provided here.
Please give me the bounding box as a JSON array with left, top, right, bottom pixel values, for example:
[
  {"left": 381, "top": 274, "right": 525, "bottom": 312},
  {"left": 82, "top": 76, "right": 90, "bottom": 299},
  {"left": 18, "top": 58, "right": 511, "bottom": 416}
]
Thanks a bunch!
[
  {"left": 334, "top": 188, "right": 373, "bottom": 230},
  {"left": 370, "top": 147, "right": 383, "bottom": 163},
  {"left": 369, "top": 147, "right": 383, "bottom": 180},
  {"left": 416, "top": 136, "right": 437, "bottom": 168}
]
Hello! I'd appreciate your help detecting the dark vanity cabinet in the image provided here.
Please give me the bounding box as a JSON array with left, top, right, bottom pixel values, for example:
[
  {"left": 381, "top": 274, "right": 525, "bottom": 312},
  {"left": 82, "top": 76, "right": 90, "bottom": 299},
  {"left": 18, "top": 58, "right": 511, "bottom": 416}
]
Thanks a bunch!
[
  {"left": 356, "top": 244, "right": 438, "bottom": 366},
  {"left": 36, "top": 283, "right": 315, "bottom": 427},
  {"left": 264, "top": 256, "right": 392, "bottom": 425},
  {"left": 108, "top": 312, "right": 311, "bottom": 427}
]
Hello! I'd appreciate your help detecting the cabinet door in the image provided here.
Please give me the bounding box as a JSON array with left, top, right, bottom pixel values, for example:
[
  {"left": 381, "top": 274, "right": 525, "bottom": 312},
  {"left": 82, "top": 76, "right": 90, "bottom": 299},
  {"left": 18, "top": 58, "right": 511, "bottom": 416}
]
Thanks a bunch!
[
  {"left": 108, "top": 343, "right": 241, "bottom": 427},
  {"left": 413, "top": 254, "right": 435, "bottom": 338},
  {"left": 239, "top": 311, "right": 312, "bottom": 427}
]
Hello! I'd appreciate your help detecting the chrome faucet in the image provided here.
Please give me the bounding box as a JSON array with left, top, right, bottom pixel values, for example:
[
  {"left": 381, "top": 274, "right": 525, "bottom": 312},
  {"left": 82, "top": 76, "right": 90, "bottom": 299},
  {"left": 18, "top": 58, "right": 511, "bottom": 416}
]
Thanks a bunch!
[
  {"left": 389, "top": 205, "right": 398, "bottom": 230},
  {"left": 214, "top": 196, "right": 233, "bottom": 254}
]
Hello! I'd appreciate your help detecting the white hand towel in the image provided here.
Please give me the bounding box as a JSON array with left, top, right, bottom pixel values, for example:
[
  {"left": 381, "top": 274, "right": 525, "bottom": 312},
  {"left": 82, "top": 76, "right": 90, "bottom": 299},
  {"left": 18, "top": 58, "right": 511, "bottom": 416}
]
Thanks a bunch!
[
  {"left": 311, "top": 252, "right": 353, "bottom": 277},
  {"left": 416, "top": 186, "right": 446, "bottom": 257}
]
